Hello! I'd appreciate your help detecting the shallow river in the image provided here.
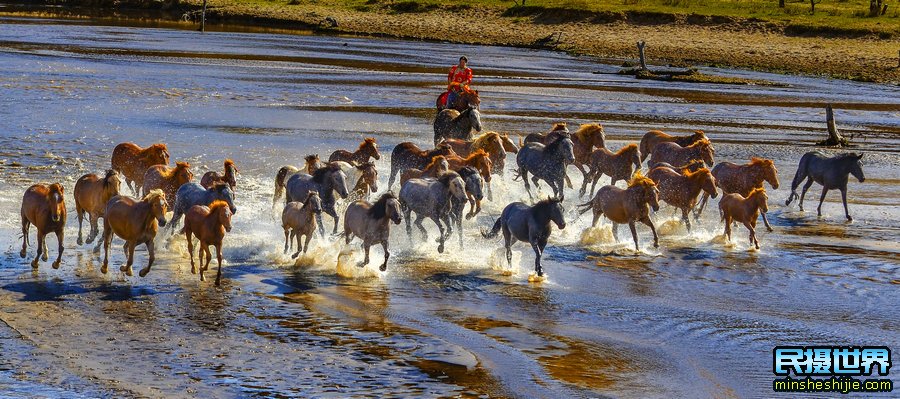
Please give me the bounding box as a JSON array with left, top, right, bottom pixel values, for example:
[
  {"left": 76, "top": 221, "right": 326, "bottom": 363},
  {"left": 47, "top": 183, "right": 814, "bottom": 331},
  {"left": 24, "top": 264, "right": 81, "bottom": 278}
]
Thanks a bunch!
[{"left": 0, "top": 15, "right": 898, "bottom": 399}]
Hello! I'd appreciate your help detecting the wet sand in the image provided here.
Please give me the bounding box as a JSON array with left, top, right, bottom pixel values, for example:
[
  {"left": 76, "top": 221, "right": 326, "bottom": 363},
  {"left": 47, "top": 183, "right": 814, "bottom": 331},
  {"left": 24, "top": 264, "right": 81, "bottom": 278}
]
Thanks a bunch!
[{"left": 0, "top": 17, "right": 899, "bottom": 398}]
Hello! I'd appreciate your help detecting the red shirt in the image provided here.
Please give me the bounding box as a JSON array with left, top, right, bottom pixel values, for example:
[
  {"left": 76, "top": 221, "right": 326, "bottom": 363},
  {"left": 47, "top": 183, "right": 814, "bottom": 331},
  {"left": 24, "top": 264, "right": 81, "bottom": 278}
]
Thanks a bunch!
[{"left": 448, "top": 65, "right": 473, "bottom": 89}]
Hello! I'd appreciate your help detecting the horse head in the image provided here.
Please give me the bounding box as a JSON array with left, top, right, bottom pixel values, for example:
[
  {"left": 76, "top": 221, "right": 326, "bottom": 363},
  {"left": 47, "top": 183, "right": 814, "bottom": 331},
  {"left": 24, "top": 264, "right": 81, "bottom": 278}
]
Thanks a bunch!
[
  {"left": 749, "top": 187, "right": 769, "bottom": 214},
  {"left": 630, "top": 173, "right": 659, "bottom": 212},
  {"left": 149, "top": 144, "right": 170, "bottom": 165},
  {"left": 362, "top": 137, "right": 381, "bottom": 160},
  {"left": 469, "top": 150, "right": 493, "bottom": 182},
  {"left": 499, "top": 133, "right": 519, "bottom": 154},
  {"left": 458, "top": 166, "right": 484, "bottom": 201},
  {"left": 535, "top": 197, "right": 566, "bottom": 229},
  {"left": 48, "top": 183, "right": 65, "bottom": 223},
  {"left": 372, "top": 192, "right": 402, "bottom": 225},
  {"left": 330, "top": 164, "right": 350, "bottom": 199},
  {"left": 212, "top": 182, "right": 237, "bottom": 215},
  {"left": 103, "top": 169, "right": 122, "bottom": 197},
  {"left": 356, "top": 162, "right": 379, "bottom": 193},
  {"left": 849, "top": 153, "right": 865, "bottom": 183},
  {"left": 697, "top": 140, "right": 715, "bottom": 166},
  {"left": 751, "top": 157, "right": 779, "bottom": 190},
  {"left": 224, "top": 159, "right": 238, "bottom": 187},
  {"left": 690, "top": 169, "right": 718, "bottom": 199},
  {"left": 305, "top": 190, "right": 323, "bottom": 214},
  {"left": 174, "top": 162, "right": 193, "bottom": 184},
  {"left": 463, "top": 106, "right": 483, "bottom": 133},
  {"left": 549, "top": 134, "right": 576, "bottom": 164},
  {"left": 576, "top": 123, "right": 606, "bottom": 149},
  {"left": 209, "top": 200, "right": 233, "bottom": 233},
  {"left": 144, "top": 189, "right": 168, "bottom": 227},
  {"left": 463, "top": 88, "right": 480, "bottom": 109},
  {"left": 304, "top": 154, "right": 322, "bottom": 174},
  {"left": 439, "top": 171, "right": 468, "bottom": 201}
]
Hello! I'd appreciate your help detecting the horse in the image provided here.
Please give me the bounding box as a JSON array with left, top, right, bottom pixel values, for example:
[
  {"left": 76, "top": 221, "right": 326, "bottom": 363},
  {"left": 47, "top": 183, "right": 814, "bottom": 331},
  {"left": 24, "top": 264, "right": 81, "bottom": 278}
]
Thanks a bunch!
[
  {"left": 647, "top": 167, "right": 717, "bottom": 232},
  {"left": 648, "top": 139, "right": 715, "bottom": 169},
  {"left": 200, "top": 159, "right": 238, "bottom": 190},
  {"left": 343, "top": 161, "right": 379, "bottom": 201},
  {"left": 522, "top": 123, "right": 569, "bottom": 146},
  {"left": 447, "top": 149, "right": 493, "bottom": 199},
  {"left": 577, "top": 173, "right": 660, "bottom": 251},
  {"left": 498, "top": 133, "right": 519, "bottom": 154},
  {"left": 649, "top": 159, "right": 706, "bottom": 175},
  {"left": 437, "top": 86, "right": 480, "bottom": 111},
  {"left": 328, "top": 137, "right": 381, "bottom": 164},
  {"left": 142, "top": 161, "right": 193, "bottom": 208},
  {"left": 785, "top": 152, "right": 865, "bottom": 221},
  {"left": 719, "top": 188, "right": 769, "bottom": 249},
  {"left": 515, "top": 132, "right": 576, "bottom": 201},
  {"left": 74, "top": 170, "right": 121, "bottom": 245},
  {"left": 100, "top": 190, "right": 168, "bottom": 277},
  {"left": 446, "top": 166, "right": 485, "bottom": 247},
  {"left": 481, "top": 197, "right": 566, "bottom": 277},
  {"left": 639, "top": 130, "right": 707, "bottom": 163},
  {"left": 445, "top": 132, "right": 507, "bottom": 176},
  {"left": 282, "top": 191, "right": 322, "bottom": 259},
  {"left": 342, "top": 192, "right": 403, "bottom": 271},
  {"left": 111, "top": 142, "right": 170, "bottom": 195},
  {"left": 20, "top": 183, "right": 66, "bottom": 269},
  {"left": 584, "top": 143, "right": 641, "bottom": 197},
  {"left": 285, "top": 163, "right": 350, "bottom": 236},
  {"left": 570, "top": 123, "right": 607, "bottom": 190},
  {"left": 399, "top": 172, "right": 467, "bottom": 254},
  {"left": 304, "top": 154, "right": 323, "bottom": 174},
  {"left": 433, "top": 107, "right": 483, "bottom": 146},
  {"left": 168, "top": 182, "right": 237, "bottom": 235},
  {"left": 400, "top": 155, "right": 449, "bottom": 186},
  {"left": 388, "top": 142, "right": 457, "bottom": 189},
  {"left": 696, "top": 157, "right": 779, "bottom": 230},
  {"left": 182, "top": 201, "right": 233, "bottom": 286},
  {"left": 272, "top": 156, "right": 328, "bottom": 207}
]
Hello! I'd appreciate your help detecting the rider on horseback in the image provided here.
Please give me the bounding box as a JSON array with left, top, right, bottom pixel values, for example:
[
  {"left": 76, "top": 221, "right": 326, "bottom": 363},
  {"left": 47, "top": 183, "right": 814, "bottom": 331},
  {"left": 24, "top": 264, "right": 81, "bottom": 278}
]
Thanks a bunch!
[{"left": 445, "top": 56, "right": 472, "bottom": 109}]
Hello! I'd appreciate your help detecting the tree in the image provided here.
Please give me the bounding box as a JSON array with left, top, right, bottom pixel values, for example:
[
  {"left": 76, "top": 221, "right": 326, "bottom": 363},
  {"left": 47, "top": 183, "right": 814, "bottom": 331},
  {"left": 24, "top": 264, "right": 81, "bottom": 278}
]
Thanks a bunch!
[
  {"left": 817, "top": 104, "right": 850, "bottom": 147},
  {"left": 779, "top": 0, "right": 785, "bottom": 8},
  {"left": 809, "top": 0, "right": 821, "bottom": 13},
  {"left": 869, "top": 0, "right": 886, "bottom": 16}
]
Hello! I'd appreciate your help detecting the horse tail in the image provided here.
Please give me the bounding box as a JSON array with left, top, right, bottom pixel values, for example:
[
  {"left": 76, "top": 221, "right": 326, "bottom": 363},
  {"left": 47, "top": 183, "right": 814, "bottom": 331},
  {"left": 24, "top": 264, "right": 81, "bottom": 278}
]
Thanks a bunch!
[
  {"left": 273, "top": 166, "right": 293, "bottom": 207},
  {"left": 576, "top": 200, "right": 593, "bottom": 216},
  {"left": 639, "top": 137, "right": 650, "bottom": 163},
  {"left": 480, "top": 217, "right": 502, "bottom": 239},
  {"left": 511, "top": 168, "right": 522, "bottom": 181},
  {"left": 786, "top": 153, "right": 811, "bottom": 205}
]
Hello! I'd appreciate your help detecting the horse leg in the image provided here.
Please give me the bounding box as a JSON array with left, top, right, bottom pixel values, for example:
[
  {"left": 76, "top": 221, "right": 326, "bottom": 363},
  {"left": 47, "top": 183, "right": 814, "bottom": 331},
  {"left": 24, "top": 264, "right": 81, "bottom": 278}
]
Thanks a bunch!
[
  {"left": 303, "top": 233, "right": 313, "bottom": 254},
  {"left": 214, "top": 243, "right": 223, "bottom": 287},
  {"left": 695, "top": 193, "right": 709, "bottom": 220},
  {"left": 32, "top": 231, "right": 44, "bottom": 268},
  {"left": 283, "top": 227, "right": 290, "bottom": 254},
  {"left": 292, "top": 231, "right": 303, "bottom": 259},
  {"left": 840, "top": 188, "right": 852, "bottom": 222},
  {"left": 723, "top": 216, "right": 732, "bottom": 242},
  {"left": 612, "top": 222, "right": 620, "bottom": 243},
  {"left": 379, "top": 240, "right": 390, "bottom": 271},
  {"left": 761, "top": 212, "right": 774, "bottom": 232},
  {"left": 589, "top": 172, "right": 600, "bottom": 197},
  {"left": 536, "top": 235, "right": 549, "bottom": 277},
  {"left": 52, "top": 228, "right": 63, "bottom": 269},
  {"left": 315, "top": 212, "right": 326, "bottom": 238},
  {"left": 628, "top": 222, "right": 640, "bottom": 251},
  {"left": 329, "top": 208, "right": 340, "bottom": 235},
  {"left": 641, "top": 216, "right": 659, "bottom": 248},
  {"left": 121, "top": 241, "right": 135, "bottom": 276},
  {"left": 187, "top": 230, "right": 196, "bottom": 275},
  {"left": 88, "top": 214, "right": 101, "bottom": 244},
  {"left": 798, "top": 179, "right": 814, "bottom": 211},
  {"left": 76, "top": 210, "right": 84, "bottom": 245},
  {"left": 40, "top": 232, "right": 49, "bottom": 262},
  {"left": 404, "top": 207, "right": 413, "bottom": 237},
  {"left": 433, "top": 216, "right": 446, "bottom": 253},
  {"left": 139, "top": 240, "right": 155, "bottom": 277},
  {"left": 520, "top": 168, "right": 534, "bottom": 200},
  {"left": 816, "top": 188, "right": 829, "bottom": 217},
  {"left": 682, "top": 208, "right": 692, "bottom": 233},
  {"left": 414, "top": 214, "right": 428, "bottom": 240},
  {"left": 530, "top": 238, "right": 543, "bottom": 277},
  {"left": 743, "top": 221, "right": 758, "bottom": 249},
  {"left": 358, "top": 243, "right": 371, "bottom": 267},
  {"left": 503, "top": 225, "right": 514, "bottom": 268},
  {"left": 101, "top": 223, "right": 112, "bottom": 273},
  {"left": 20, "top": 217, "right": 29, "bottom": 259},
  {"left": 487, "top": 180, "right": 493, "bottom": 202},
  {"left": 564, "top": 174, "right": 573, "bottom": 190}
]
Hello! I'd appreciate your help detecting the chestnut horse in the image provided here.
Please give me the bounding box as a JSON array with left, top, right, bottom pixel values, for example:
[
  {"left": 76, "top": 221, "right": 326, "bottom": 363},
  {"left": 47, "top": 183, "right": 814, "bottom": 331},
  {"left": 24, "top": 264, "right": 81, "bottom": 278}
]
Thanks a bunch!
[
  {"left": 447, "top": 149, "right": 493, "bottom": 199},
  {"left": 577, "top": 173, "right": 660, "bottom": 250},
  {"left": 183, "top": 201, "right": 233, "bottom": 286},
  {"left": 647, "top": 167, "right": 717, "bottom": 232},
  {"left": 329, "top": 137, "right": 381, "bottom": 164},
  {"left": 305, "top": 154, "right": 323, "bottom": 174},
  {"left": 697, "top": 157, "right": 779, "bottom": 230},
  {"left": 100, "top": 190, "right": 168, "bottom": 277},
  {"left": 648, "top": 139, "right": 715, "bottom": 169},
  {"left": 282, "top": 191, "right": 322, "bottom": 259},
  {"left": 142, "top": 161, "right": 193, "bottom": 208},
  {"left": 639, "top": 130, "right": 706, "bottom": 163},
  {"left": 400, "top": 155, "right": 449, "bottom": 186},
  {"left": 719, "top": 188, "right": 769, "bottom": 249},
  {"left": 74, "top": 169, "right": 121, "bottom": 245},
  {"left": 346, "top": 161, "right": 379, "bottom": 200},
  {"left": 584, "top": 144, "right": 641, "bottom": 197},
  {"left": 445, "top": 131, "right": 507, "bottom": 175},
  {"left": 111, "top": 142, "right": 170, "bottom": 194},
  {"left": 571, "top": 123, "right": 607, "bottom": 189},
  {"left": 388, "top": 142, "right": 457, "bottom": 189},
  {"left": 20, "top": 183, "right": 66, "bottom": 269},
  {"left": 200, "top": 159, "right": 237, "bottom": 190},
  {"left": 498, "top": 133, "right": 519, "bottom": 154}
]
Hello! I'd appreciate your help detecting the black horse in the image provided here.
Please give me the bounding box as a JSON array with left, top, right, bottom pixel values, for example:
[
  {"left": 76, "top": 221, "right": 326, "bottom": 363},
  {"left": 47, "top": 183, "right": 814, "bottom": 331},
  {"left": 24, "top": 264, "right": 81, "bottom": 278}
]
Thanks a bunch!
[
  {"left": 514, "top": 133, "right": 575, "bottom": 201},
  {"left": 481, "top": 198, "right": 566, "bottom": 277},
  {"left": 786, "top": 151, "right": 865, "bottom": 221}
]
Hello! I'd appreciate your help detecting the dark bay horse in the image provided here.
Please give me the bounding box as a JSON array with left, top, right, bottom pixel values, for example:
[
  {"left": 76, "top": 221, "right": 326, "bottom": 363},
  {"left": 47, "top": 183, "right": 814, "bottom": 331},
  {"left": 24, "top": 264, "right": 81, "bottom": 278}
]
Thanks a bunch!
[
  {"left": 481, "top": 198, "right": 566, "bottom": 277},
  {"left": 285, "top": 163, "right": 350, "bottom": 236},
  {"left": 515, "top": 132, "right": 576, "bottom": 201},
  {"left": 639, "top": 130, "right": 706, "bottom": 163},
  {"left": 388, "top": 142, "right": 457, "bottom": 189},
  {"left": 200, "top": 159, "right": 237, "bottom": 190},
  {"left": 786, "top": 151, "right": 865, "bottom": 221},
  {"left": 433, "top": 107, "right": 483, "bottom": 146},
  {"left": 329, "top": 137, "right": 381, "bottom": 164}
]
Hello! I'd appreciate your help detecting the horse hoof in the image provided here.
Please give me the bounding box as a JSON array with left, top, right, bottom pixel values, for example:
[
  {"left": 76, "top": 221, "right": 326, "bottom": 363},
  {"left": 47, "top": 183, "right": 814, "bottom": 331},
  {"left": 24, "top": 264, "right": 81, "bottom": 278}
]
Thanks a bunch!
[
  {"left": 19, "top": 250, "right": 26, "bottom": 258},
  {"left": 356, "top": 261, "right": 367, "bottom": 268},
  {"left": 52, "top": 261, "right": 61, "bottom": 270},
  {"left": 291, "top": 252, "right": 300, "bottom": 259},
  {"left": 379, "top": 264, "right": 387, "bottom": 272},
  {"left": 438, "top": 244, "right": 444, "bottom": 253},
  {"left": 41, "top": 254, "right": 49, "bottom": 262},
  {"left": 31, "top": 260, "right": 39, "bottom": 269},
  {"left": 77, "top": 238, "right": 83, "bottom": 245},
  {"left": 200, "top": 274, "right": 205, "bottom": 281},
  {"left": 767, "top": 227, "right": 774, "bottom": 232},
  {"left": 138, "top": 268, "right": 150, "bottom": 277},
  {"left": 846, "top": 216, "right": 853, "bottom": 222},
  {"left": 125, "top": 268, "right": 134, "bottom": 277},
  {"left": 101, "top": 266, "right": 108, "bottom": 274},
  {"left": 653, "top": 242, "right": 659, "bottom": 248},
  {"left": 215, "top": 279, "right": 221, "bottom": 287}
]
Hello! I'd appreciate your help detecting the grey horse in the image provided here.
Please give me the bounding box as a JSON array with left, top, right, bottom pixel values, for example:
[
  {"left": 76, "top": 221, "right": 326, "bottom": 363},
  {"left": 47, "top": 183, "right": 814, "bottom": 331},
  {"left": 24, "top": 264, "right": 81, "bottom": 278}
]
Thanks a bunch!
[
  {"left": 286, "top": 163, "right": 350, "bottom": 236},
  {"left": 445, "top": 166, "right": 485, "bottom": 248},
  {"left": 399, "top": 172, "right": 467, "bottom": 253},
  {"left": 785, "top": 151, "right": 865, "bottom": 221},
  {"left": 433, "top": 107, "right": 483, "bottom": 146},
  {"left": 515, "top": 132, "right": 576, "bottom": 201},
  {"left": 481, "top": 198, "right": 566, "bottom": 277},
  {"left": 168, "top": 182, "right": 237, "bottom": 234},
  {"left": 343, "top": 192, "right": 403, "bottom": 271}
]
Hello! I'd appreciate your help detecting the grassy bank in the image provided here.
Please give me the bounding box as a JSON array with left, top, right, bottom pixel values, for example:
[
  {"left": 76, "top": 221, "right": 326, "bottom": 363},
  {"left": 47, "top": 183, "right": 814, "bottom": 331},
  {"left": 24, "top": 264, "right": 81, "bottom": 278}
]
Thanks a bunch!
[{"left": 6, "top": 0, "right": 900, "bottom": 83}]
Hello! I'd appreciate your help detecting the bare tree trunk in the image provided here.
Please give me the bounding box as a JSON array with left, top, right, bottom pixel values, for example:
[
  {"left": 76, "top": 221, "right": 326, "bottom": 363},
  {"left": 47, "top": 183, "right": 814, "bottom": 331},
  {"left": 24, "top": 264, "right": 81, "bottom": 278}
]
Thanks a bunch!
[
  {"left": 779, "top": 0, "right": 785, "bottom": 7},
  {"left": 810, "top": 0, "right": 816, "bottom": 13},
  {"left": 818, "top": 103, "right": 849, "bottom": 146},
  {"left": 637, "top": 41, "right": 647, "bottom": 71},
  {"left": 200, "top": 0, "right": 207, "bottom": 32}
]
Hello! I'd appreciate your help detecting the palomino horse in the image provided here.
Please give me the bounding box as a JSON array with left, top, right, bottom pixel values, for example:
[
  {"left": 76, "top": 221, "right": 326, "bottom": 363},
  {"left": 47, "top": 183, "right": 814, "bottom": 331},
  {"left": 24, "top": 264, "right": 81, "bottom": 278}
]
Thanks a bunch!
[
  {"left": 720, "top": 188, "right": 769, "bottom": 249},
  {"left": 647, "top": 167, "right": 717, "bottom": 232},
  {"left": 570, "top": 123, "right": 607, "bottom": 190},
  {"left": 400, "top": 155, "right": 449, "bottom": 186},
  {"left": 786, "top": 151, "right": 865, "bottom": 221},
  {"left": 498, "top": 133, "right": 519, "bottom": 154},
  {"left": 182, "top": 201, "right": 234, "bottom": 286},
  {"left": 696, "top": 157, "right": 779, "bottom": 230},
  {"left": 282, "top": 191, "right": 322, "bottom": 259},
  {"left": 342, "top": 192, "right": 403, "bottom": 271},
  {"left": 111, "top": 142, "right": 170, "bottom": 194},
  {"left": 169, "top": 182, "right": 237, "bottom": 234},
  {"left": 584, "top": 143, "right": 641, "bottom": 197},
  {"left": 446, "top": 166, "right": 485, "bottom": 248},
  {"left": 388, "top": 142, "right": 457, "bottom": 189},
  {"left": 74, "top": 170, "right": 121, "bottom": 245},
  {"left": 200, "top": 159, "right": 237, "bottom": 190},
  {"left": 648, "top": 139, "right": 715, "bottom": 169},
  {"left": 142, "top": 161, "right": 193, "bottom": 208},
  {"left": 523, "top": 123, "right": 569, "bottom": 145},
  {"left": 436, "top": 87, "right": 480, "bottom": 111},
  {"left": 639, "top": 130, "right": 706, "bottom": 163},
  {"left": 515, "top": 132, "right": 576, "bottom": 201},
  {"left": 399, "top": 172, "right": 467, "bottom": 254},
  {"left": 20, "top": 183, "right": 66, "bottom": 269},
  {"left": 447, "top": 149, "right": 493, "bottom": 200},
  {"left": 445, "top": 131, "right": 507, "bottom": 175},
  {"left": 285, "top": 163, "right": 350, "bottom": 236},
  {"left": 433, "top": 107, "right": 483, "bottom": 146},
  {"left": 481, "top": 197, "right": 566, "bottom": 277},
  {"left": 577, "top": 173, "right": 660, "bottom": 250},
  {"left": 100, "top": 190, "right": 168, "bottom": 277},
  {"left": 329, "top": 137, "right": 381, "bottom": 164}
]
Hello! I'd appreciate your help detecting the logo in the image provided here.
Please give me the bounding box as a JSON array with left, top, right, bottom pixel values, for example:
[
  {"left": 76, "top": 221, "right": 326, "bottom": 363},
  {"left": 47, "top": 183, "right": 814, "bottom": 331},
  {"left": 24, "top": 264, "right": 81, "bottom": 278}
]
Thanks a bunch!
[{"left": 772, "top": 346, "right": 893, "bottom": 394}]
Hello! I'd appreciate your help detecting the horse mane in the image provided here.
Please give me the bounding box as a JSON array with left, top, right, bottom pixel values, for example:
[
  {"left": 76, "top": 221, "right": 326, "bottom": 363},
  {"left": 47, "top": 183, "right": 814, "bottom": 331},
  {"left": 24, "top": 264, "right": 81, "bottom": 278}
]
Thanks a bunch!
[
  {"left": 162, "top": 162, "right": 191, "bottom": 179},
  {"left": 683, "top": 167, "right": 712, "bottom": 180},
  {"left": 48, "top": 183, "right": 64, "bottom": 196},
  {"left": 628, "top": 171, "right": 656, "bottom": 189},
  {"left": 142, "top": 189, "right": 166, "bottom": 205},
  {"left": 463, "top": 149, "right": 489, "bottom": 162},
  {"left": 368, "top": 192, "right": 396, "bottom": 219},
  {"left": 312, "top": 163, "right": 340, "bottom": 184},
  {"left": 224, "top": 159, "right": 235, "bottom": 169},
  {"left": 749, "top": 157, "right": 773, "bottom": 168},
  {"left": 360, "top": 137, "right": 377, "bottom": 149},
  {"left": 550, "top": 123, "right": 568, "bottom": 133},
  {"left": 147, "top": 143, "right": 168, "bottom": 153},
  {"left": 302, "top": 190, "right": 319, "bottom": 208},
  {"left": 688, "top": 138, "right": 711, "bottom": 149},
  {"left": 691, "top": 130, "right": 706, "bottom": 139},
  {"left": 457, "top": 166, "right": 478, "bottom": 178},
  {"left": 747, "top": 187, "right": 767, "bottom": 198},
  {"left": 682, "top": 159, "right": 705, "bottom": 169},
  {"left": 426, "top": 155, "right": 447, "bottom": 170},
  {"left": 211, "top": 181, "right": 229, "bottom": 192},
  {"left": 437, "top": 171, "right": 461, "bottom": 186},
  {"left": 208, "top": 200, "right": 230, "bottom": 213},
  {"left": 544, "top": 132, "right": 571, "bottom": 153},
  {"left": 616, "top": 143, "right": 638, "bottom": 155},
  {"left": 305, "top": 154, "right": 320, "bottom": 163},
  {"left": 472, "top": 132, "right": 500, "bottom": 148},
  {"left": 575, "top": 123, "right": 604, "bottom": 142},
  {"left": 532, "top": 197, "right": 561, "bottom": 216}
]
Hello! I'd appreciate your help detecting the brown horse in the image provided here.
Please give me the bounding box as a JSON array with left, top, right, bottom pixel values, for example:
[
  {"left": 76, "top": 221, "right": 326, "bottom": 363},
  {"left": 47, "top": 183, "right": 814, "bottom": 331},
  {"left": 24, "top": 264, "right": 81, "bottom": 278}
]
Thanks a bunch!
[
  {"left": 584, "top": 143, "right": 642, "bottom": 197},
  {"left": 348, "top": 161, "right": 379, "bottom": 200},
  {"left": 329, "top": 137, "right": 381, "bottom": 164},
  {"left": 649, "top": 159, "right": 706, "bottom": 175},
  {"left": 388, "top": 142, "right": 457, "bottom": 189},
  {"left": 577, "top": 173, "right": 660, "bottom": 250},
  {"left": 498, "top": 133, "right": 519, "bottom": 154},
  {"left": 305, "top": 154, "right": 323, "bottom": 174},
  {"left": 647, "top": 167, "right": 717, "bottom": 232},
  {"left": 698, "top": 157, "right": 779, "bottom": 230},
  {"left": 142, "top": 161, "right": 193, "bottom": 208},
  {"left": 445, "top": 131, "right": 507, "bottom": 175},
  {"left": 74, "top": 170, "right": 121, "bottom": 245},
  {"left": 648, "top": 139, "right": 715, "bottom": 169},
  {"left": 183, "top": 200, "right": 233, "bottom": 286},
  {"left": 100, "top": 190, "right": 168, "bottom": 277},
  {"left": 639, "top": 130, "right": 706, "bottom": 163},
  {"left": 447, "top": 149, "right": 493, "bottom": 190},
  {"left": 571, "top": 123, "right": 607, "bottom": 189},
  {"left": 400, "top": 155, "right": 449, "bottom": 186},
  {"left": 437, "top": 87, "right": 481, "bottom": 111},
  {"left": 282, "top": 191, "right": 322, "bottom": 259},
  {"left": 200, "top": 159, "right": 237, "bottom": 190},
  {"left": 719, "top": 188, "right": 769, "bottom": 249},
  {"left": 20, "top": 183, "right": 66, "bottom": 269},
  {"left": 111, "top": 142, "right": 170, "bottom": 194}
]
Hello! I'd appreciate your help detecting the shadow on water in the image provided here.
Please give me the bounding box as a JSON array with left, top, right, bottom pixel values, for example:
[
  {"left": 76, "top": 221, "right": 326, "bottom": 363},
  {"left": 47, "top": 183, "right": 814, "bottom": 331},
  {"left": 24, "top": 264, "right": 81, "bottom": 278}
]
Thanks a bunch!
[{"left": 2, "top": 279, "right": 158, "bottom": 302}]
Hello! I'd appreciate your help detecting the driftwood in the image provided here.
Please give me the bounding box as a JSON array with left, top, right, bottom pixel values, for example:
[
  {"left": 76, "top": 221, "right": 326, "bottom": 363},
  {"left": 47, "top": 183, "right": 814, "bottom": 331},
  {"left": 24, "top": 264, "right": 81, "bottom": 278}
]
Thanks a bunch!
[
  {"left": 637, "top": 41, "right": 647, "bottom": 71},
  {"left": 817, "top": 104, "right": 850, "bottom": 147}
]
